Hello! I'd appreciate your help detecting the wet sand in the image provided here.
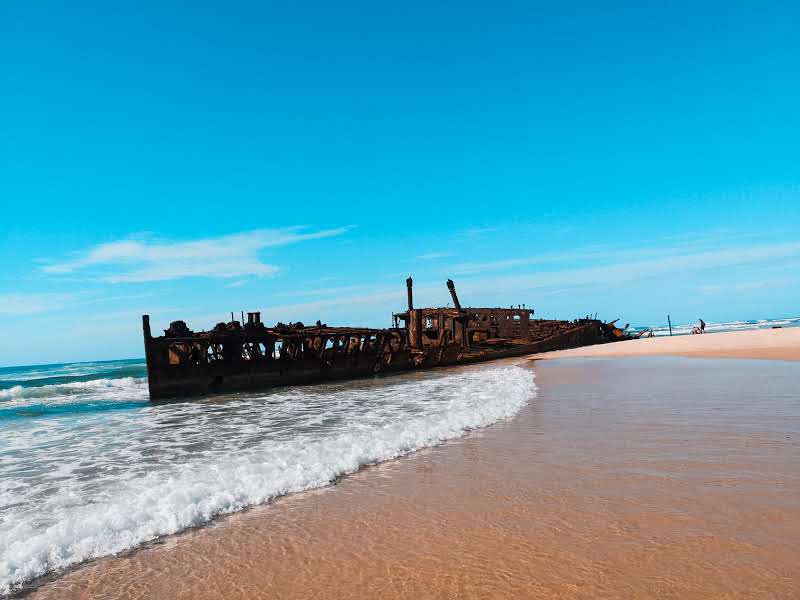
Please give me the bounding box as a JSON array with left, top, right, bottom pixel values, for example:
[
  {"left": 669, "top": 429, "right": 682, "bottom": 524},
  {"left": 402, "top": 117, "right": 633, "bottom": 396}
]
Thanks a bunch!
[
  {"left": 530, "top": 327, "right": 800, "bottom": 361},
  {"left": 27, "top": 355, "right": 800, "bottom": 599}
]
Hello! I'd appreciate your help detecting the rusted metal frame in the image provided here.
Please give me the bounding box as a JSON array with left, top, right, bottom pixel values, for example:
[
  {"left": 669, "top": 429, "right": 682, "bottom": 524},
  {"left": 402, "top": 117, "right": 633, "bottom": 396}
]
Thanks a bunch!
[
  {"left": 436, "top": 327, "right": 453, "bottom": 363},
  {"left": 142, "top": 277, "right": 631, "bottom": 400},
  {"left": 372, "top": 332, "right": 392, "bottom": 372}
]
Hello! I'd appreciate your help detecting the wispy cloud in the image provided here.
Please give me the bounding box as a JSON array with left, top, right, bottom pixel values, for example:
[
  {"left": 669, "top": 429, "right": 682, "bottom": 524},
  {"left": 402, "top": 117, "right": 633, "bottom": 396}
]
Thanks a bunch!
[
  {"left": 459, "top": 241, "right": 800, "bottom": 293},
  {"left": 41, "top": 227, "right": 352, "bottom": 283},
  {"left": 450, "top": 238, "right": 800, "bottom": 277},
  {"left": 224, "top": 279, "right": 250, "bottom": 288},
  {"left": 262, "top": 240, "right": 800, "bottom": 320},
  {"left": 450, "top": 246, "right": 642, "bottom": 275},
  {"left": 136, "top": 238, "right": 800, "bottom": 332},
  {"left": 0, "top": 292, "right": 158, "bottom": 317},
  {"left": 451, "top": 256, "right": 544, "bottom": 275},
  {"left": 454, "top": 226, "right": 498, "bottom": 239},
  {"left": 416, "top": 252, "right": 451, "bottom": 261},
  {"left": 266, "top": 288, "right": 406, "bottom": 315},
  {"left": 698, "top": 279, "right": 789, "bottom": 295},
  {"left": 272, "top": 283, "right": 374, "bottom": 299},
  {"left": 0, "top": 293, "right": 77, "bottom": 316}
]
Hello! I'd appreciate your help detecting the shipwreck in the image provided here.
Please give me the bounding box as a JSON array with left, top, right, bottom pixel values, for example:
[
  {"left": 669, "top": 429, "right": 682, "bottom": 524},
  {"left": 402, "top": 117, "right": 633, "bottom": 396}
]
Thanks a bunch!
[{"left": 142, "top": 278, "right": 630, "bottom": 399}]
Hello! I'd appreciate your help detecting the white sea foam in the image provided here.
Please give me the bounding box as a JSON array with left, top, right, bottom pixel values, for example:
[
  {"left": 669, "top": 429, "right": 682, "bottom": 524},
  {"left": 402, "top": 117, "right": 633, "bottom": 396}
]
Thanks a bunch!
[
  {"left": 0, "top": 364, "right": 535, "bottom": 595},
  {"left": 0, "top": 377, "right": 149, "bottom": 408},
  {"left": 0, "top": 360, "right": 144, "bottom": 384}
]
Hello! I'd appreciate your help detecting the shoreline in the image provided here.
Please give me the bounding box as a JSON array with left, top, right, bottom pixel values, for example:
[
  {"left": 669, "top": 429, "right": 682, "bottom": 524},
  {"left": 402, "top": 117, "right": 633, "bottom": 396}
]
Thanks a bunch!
[
  {"left": 2, "top": 360, "right": 531, "bottom": 598},
  {"left": 24, "top": 354, "right": 800, "bottom": 599},
  {"left": 530, "top": 327, "right": 800, "bottom": 362}
]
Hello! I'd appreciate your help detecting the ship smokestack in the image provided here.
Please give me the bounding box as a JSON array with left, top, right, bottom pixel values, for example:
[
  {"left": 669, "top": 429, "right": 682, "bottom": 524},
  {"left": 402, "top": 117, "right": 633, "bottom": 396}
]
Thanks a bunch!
[{"left": 446, "top": 279, "right": 462, "bottom": 311}]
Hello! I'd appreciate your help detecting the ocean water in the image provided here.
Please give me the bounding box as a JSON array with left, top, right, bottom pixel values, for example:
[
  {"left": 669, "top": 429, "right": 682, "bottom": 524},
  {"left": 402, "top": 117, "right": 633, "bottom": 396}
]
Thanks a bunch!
[
  {"left": 633, "top": 315, "right": 800, "bottom": 337},
  {"left": 0, "top": 360, "right": 535, "bottom": 595}
]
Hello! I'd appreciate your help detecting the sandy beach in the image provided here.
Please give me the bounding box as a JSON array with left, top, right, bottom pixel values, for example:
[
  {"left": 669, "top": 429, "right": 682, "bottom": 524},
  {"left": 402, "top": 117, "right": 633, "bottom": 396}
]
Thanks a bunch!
[
  {"left": 530, "top": 327, "right": 800, "bottom": 361},
  {"left": 23, "top": 331, "right": 800, "bottom": 600}
]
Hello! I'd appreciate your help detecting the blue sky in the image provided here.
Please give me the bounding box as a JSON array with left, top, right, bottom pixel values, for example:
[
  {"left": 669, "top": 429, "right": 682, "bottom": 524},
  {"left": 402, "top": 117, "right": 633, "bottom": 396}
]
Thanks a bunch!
[{"left": 1, "top": 1, "right": 799, "bottom": 365}]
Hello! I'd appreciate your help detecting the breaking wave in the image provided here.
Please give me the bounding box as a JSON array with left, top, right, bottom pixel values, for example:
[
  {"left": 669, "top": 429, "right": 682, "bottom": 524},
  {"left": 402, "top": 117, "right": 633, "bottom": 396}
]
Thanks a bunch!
[
  {"left": 0, "top": 360, "right": 146, "bottom": 390},
  {"left": 0, "top": 378, "right": 150, "bottom": 418},
  {"left": 0, "top": 376, "right": 148, "bottom": 403},
  {"left": 0, "top": 360, "right": 149, "bottom": 418},
  {"left": 0, "top": 363, "right": 535, "bottom": 595}
]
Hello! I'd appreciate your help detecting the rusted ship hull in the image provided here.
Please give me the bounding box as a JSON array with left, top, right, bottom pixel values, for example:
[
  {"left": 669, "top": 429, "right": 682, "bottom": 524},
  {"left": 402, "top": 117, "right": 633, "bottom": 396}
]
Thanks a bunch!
[{"left": 142, "top": 279, "right": 628, "bottom": 400}]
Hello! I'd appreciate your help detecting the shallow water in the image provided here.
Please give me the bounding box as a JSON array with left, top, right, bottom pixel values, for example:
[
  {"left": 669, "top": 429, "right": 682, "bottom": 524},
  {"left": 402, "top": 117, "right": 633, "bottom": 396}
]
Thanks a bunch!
[
  {"left": 24, "top": 356, "right": 800, "bottom": 600},
  {"left": 0, "top": 360, "right": 535, "bottom": 595}
]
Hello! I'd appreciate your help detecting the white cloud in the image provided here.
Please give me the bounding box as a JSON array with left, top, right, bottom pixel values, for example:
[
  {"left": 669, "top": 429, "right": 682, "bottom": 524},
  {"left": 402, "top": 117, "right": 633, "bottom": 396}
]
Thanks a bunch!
[
  {"left": 267, "top": 288, "right": 406, "bottom": 315},
  {"left": 41, "top": 227, "right": 352, "bottom": 283},
  {"left": 450, "top": 246, "right": 641, "bottom": 275},
  {"left": 261, "top": 240, "right": 800, "bottom": 321},
  {"left": 224, "top": 279, "right": 249, "bottom": 288},
  {"left": 456, "top": 241, "right": 800, "bottom": 294},
  {"left": 0, "top": 292, "right": 160, "bottom": 317},
  {"left": 698, "top": 280, "right": 788, "bottom": 295},
  {"left": 0, "top": 293, "right": 76, "bottom": 316},
  {"left": 129, "top": 238, "right": 800, "bottom": 334},
  {"left": 416, "top": 252, "right": 451, "bottom": 261},
  {"left": 273, "top": 283, "right": 373, "bottom": 299},
  {"left": 451, "top": 240, "right": 800, "bottom": 277},
  {"left": 455, "top": 226, "right": 498, "bottom": 239},
  {"left": 451, "top": 256, "right": 544, "bottom": 275}
]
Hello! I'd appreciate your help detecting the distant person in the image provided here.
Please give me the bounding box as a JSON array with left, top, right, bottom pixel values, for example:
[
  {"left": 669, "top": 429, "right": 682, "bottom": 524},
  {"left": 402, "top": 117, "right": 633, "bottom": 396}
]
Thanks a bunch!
[{"left": 699, "top": 318, "right": 706, "bottom": 333}]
